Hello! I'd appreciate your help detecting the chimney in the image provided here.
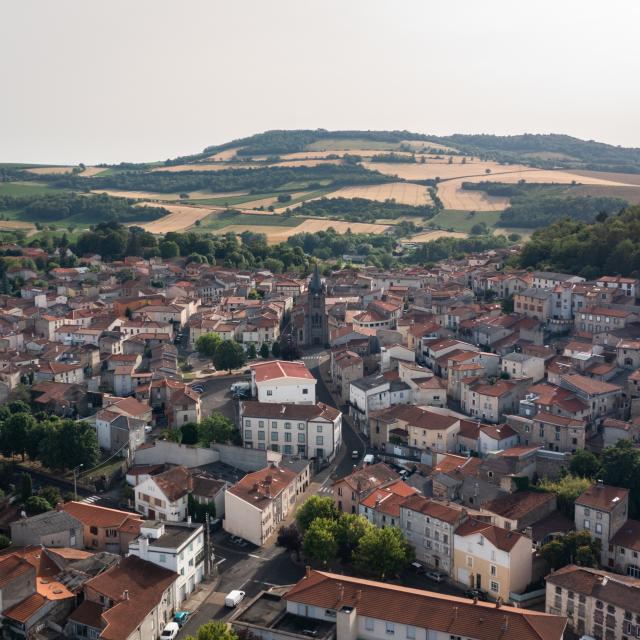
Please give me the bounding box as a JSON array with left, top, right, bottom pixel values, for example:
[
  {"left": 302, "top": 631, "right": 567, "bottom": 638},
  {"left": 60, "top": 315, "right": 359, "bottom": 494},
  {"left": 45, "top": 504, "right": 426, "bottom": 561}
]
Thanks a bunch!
[
  {"left": 495, "top": 597, "right": 502, "bottom": 608},
  {"left": 337, "top": 583, "right": 344, "bottom": 602},
  {"left": 473, "top": 595, "right": 478, "bottom": 604},
  {"left": 305, "top": 565, "right": 311, "bottom": 579},
  {"left": 122, "top": 589, "right": 129, "bottom": 601}
]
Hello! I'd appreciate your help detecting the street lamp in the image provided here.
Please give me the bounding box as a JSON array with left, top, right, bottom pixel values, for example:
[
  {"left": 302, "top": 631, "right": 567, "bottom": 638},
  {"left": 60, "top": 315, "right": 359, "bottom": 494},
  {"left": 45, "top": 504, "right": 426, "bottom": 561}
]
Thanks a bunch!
[{"left": 73, "top": 464, "right": 84, "bottom": 501}]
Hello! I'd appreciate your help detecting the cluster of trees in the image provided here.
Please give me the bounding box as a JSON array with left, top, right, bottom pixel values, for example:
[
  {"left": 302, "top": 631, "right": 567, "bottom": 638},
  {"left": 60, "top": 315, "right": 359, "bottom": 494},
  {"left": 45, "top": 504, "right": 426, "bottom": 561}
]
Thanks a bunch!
[
  {"left": 440, "top": 133, "right": 640, "bottom": 173},
  {"left": 405, "top": 234, "right": 509, "bottom": 264},
  {"left": 293, "top": 197, "right": 438, "bottom": 223},
  {"left": 195, "top": 334, "right": 247, "bottom": 371},
  {"left": 19, "top": 474, "right": 66, "bottom": 516},
  {"left": 169, "top": 413, "right": 240, "bottom": 447},
  {"left": 538, "top": 474, "right": 592, "bottom": 519},
  {"left": 202, "top": 129, "right": 438, "bottom": 157},
  {"left": 0, "top": 403, "right": 99, "bottom": 471},
  {"left": 51, "top": 163, "right": 392, "bottom": 195},
  {"left": 279, "top": 496, "right": 414, "bottom": 579},
  {"left": 0, "top": 192, "right": 167, "bottom": 224},
  {"left": 370, "top": 153, "right": 416, "bottom": 163},
  {"left": 519, "top": 205, "right": 640, "bottom": 278},
  {"left": 183, "top": 621, "right": 238, "bottom": 640},
  {"left": 540, "top": 530, "right": 601, "bottom": 570}
]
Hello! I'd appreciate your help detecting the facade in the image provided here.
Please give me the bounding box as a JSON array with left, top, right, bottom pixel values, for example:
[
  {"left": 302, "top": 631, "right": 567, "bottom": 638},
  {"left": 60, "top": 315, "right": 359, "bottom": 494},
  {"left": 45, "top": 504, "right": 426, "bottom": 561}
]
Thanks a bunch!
[
  {"left": 359, "top": 480, "right": 417, "bottom": 528},
  {"left": 135, "top": 466, "right": 191, "bottom": 522},
  {"left": 241, "top": 400, "right": 342, "bottom": 462},
  {"left": 453, "top": 519, "right": 533, "bottom": 601},
  {"left": 128, "top": 520, "right": 206, "bottom": 605},
  {"left": 332, "top": 462, "right": 399, "bottom": 515},
  {"left": 546, "top": 564, "right": 640, "bottom": 640},
  {"left": 10, "top": 510, "right": 84, "bottom": 549}
]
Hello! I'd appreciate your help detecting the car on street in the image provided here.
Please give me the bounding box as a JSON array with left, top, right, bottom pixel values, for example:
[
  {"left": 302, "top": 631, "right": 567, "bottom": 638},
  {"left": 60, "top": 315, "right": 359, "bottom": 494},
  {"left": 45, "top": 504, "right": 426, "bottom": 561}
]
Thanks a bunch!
[
  {"left": 426, "top": 571, "right": 444, "bottom": 582},
  {"left": 161, "top": 622, "right": 180, "bottom": 640},
  {"left": 229, "top": 534, "right": 248, "bottom": 547},
  {"left": 410, "top": 561, "right": 425, "bottom": 575},
  {"left": 174, "top": 611, "right": 190, "bottom": 626},
  {"left": 225, "top": 590, "right": 246, "bottom": 608},
  {"left": 144, "top": 425, "right": 153, "bottom": 434},
  {"left": 351, "top": 450, "right": 359, "bottom": 459},
  {"left": 464, "top": 588, "right": 488, "bottom": 601}
]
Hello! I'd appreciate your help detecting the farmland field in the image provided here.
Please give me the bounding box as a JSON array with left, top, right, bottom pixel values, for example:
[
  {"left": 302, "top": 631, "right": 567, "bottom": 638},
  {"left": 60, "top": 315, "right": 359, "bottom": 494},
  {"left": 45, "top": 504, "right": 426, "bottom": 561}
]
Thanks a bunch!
[
  {"left": 0, "top": 182, "right": 65, "bottom": 196},
  {"left": 79, "top": 167, "right": 111, "bottom": 177},
  {"left": 206, "top": 147, "right": 243, "bottom": 161},
  {"left": 362, "top": 160, "right": 530, "bottom": 181},
  {"left": 0, "top": 220, "right": 37, "bottom": 234},
  {"left": 428, "top": 209, "right": 502, "bottom": 232},
  {"left": 25, "top": 166, "right": 74, "bottom": 175},
  {"left": 306, "top": 138, "right": 402, "bottom": 151},
  {"left": 437, "top": 180, "right": 510, "bottom": 211},
  {"left": 570, "top": 184, "right": 640, "bottom": 204},
  {"left": 406, "top": 229, "right": 469, "bottom": 243},
  {"left": 400, "top": 139, "right": 458, "bottom": 152},
  {"left": 567, "top": 170, "right": 640, "bottom": 186},
  {"left": 152, "top": 162, "right": 259, "bottom": 172},
  {"left": 132, "top": 204, "right": 216, "bottom": 233},
  {"left": 323, "top": 182, "right": 433, "bottom": 206}
]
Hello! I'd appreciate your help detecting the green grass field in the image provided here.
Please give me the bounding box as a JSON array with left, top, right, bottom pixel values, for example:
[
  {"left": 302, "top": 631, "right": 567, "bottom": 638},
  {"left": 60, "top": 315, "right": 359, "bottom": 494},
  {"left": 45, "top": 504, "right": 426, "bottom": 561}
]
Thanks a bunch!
[
  {"left": 0, "top": 182, "right": 66, "bottom": 197},
  {"left": 196, "top": 210, "right": 304, "bottom": 231},
  {"left": 428, "top": 209, "right": 502, "bottom": 232},
  {"left": 306, "top": 138, "right": 401, "bottom": 151},
  {"left": 187, "top": 191, "right": 281, "bottom": 206}
]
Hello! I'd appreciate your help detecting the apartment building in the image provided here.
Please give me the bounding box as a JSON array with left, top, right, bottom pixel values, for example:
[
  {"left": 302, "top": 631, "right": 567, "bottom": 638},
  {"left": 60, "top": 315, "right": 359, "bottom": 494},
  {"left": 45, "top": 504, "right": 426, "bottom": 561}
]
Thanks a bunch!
[
  {"left": 461, "top": 378, "right": 531, "bottom": 423},
  {"left": 330, "top": 349, "right": 364, "bottom": 402},
  {"left": 453, "top": 519, "right": 533, "bottom": 601},
  {"left": 574, "top": 483, "right": 630, "bottom": 567},
  {"left": 240, "top": 400, "right": 342, "bottom": 462},
  {"left": 332, "top": 463, "right": 399, "bottom": 515},
  {"left": 400, "top": 494, "right": 467, "bottom": 575},
  {"left": 359, "top": 480, "right": 417, "bottom": 528},
  {"left": 224, "top": 463, "right": 299, "bottom": 546},
  {"left": 546, "top": 565, "right": 640, "bottom": 640},
  {"left": 501, "top": 352, "right": 545, "bottom": 383},
  {"left": 128, "top": 520, "right": 206, "bottom": 605},
  {"left": 135, "top": 466, "right": 192, "bottom": 522}
]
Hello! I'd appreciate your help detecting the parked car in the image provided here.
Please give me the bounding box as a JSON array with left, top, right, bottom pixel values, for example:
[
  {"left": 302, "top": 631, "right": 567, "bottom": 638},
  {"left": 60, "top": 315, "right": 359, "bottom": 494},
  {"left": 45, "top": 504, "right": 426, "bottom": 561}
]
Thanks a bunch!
[
  {"left": 351, "top": 450, "right": 359, "bottom": 459},
  {"left": 410, "top": 561, "right": 425, "bottom": 575},
  {"left": 161, "top": 622, "right": 180, "bottom": 640},
  {"left": 464, "top": 588, "right": 488, "bottom": 601},
  {"left": 144, "top": 425, "right": 153, "bottom": 434},
  {"left": 426, "top": 571, "right": 444, "bottom": 582},
  {"left": 225, "top": 590, "right": 246, "bottom": 608},
  {"left": 174, "top": 611, "right": 190, "bottom": 626}
]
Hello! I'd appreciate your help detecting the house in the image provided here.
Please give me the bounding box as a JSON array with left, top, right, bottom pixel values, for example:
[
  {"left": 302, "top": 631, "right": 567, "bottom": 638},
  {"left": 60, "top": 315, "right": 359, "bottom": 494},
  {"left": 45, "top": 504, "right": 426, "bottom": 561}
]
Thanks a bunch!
[
  {"left": 66, "top": 555, "right": 177, "bottom": 640},
  {"left": 399, "top": 494, "right": 468, "bottom": 575},
  {"left": 501, "top": 352, "right": 545, "bottom": 383},
  {"left": 95, "top": 410, "right": 147, "bottom": 459},
  {"left": 250, "top": 360, "right": 316, "bottom": 404},
  {"left": 453, "top": 518, "right": 533, "bottom": 602},
  {"left": 61, "top": 502, "right": 143, "bottom": 554},
  {"left": 514, "top": 287, "right": 552, "bottom": 320},
  {"left": 461, "top": 378, "right": 531, "bottom": 423},
  {"left": 559, "top": 374, "right": 623, "bottom": 423},
  {"left": 349, "top": 375, "right": 391, "bottom": 432},
  {"left": 546, "top": 564, "right": 640, "bottom": 640},
  {"left": 330, "top": 349, "right": 364, "bottom": 402},
  {"left": 10, "top": 509, "right": 84, "bottom": 548},
  {"left": 240, "top": 400, "right": 342, "bottom": 462},
  {"left": 35, "top": 360, "right": 85, "bottom": 384},
  {"left": 480, "top": 491, "right": 557, "bottom": 532},
  {"left": 128, "top": 520, "right": 206, "bottom": 605},
  {"left": 616, "top": 339, "right": 640, "bottom": 370},
  {"left": 477, "top": 423, "right": 520, "bottom": 456},
  {"left": 255, "top": 569, "right": 568, "bottom": 640},
  {"left": 574, "top": 482, "right": 630, "bottom": 567},
  {"left": 224, "top": 463, "right": 300, "bottom": 546},
  {"left": 358, "top": 480, "right": 417, "bottom": 528},
  {"left": 531, "top": 271, "right": 584, "bottom": 289},
  {"left": 332, "top": 462, "right": 399, "bottom": 515},
  {"left": 135, "top": 465, "right": 191, "bottom": 522}
]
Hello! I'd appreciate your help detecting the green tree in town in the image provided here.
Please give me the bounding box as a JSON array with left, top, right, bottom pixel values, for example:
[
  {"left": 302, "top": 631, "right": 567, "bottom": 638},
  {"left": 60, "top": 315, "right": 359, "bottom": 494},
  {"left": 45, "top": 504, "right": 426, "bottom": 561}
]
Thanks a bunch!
[
  {"left": 539, "top": 474, "right": 591, "bottom": 519},
  {"left": 296, "top": 495, "right": 340, "bottom": 531},
  {"left": 569, "top": 450, "right": 600, "bottom": 479},
  {"left": 336, "top": 513, "right": 373, "bottom": 561},
  {"left": 40, "top": 486, "right": 62, "bottom": 508},
  {"left": 213, "top": 340, "right": 246, "bottom": 372},
  {"left": 25, "top": 495, "right": 53, "bottom": 515},
  {"left": 197, "top": 413, "right": 237, "bottom": 445},
  {"left": 271, "top": 341, "right": 281, "bottom": 358},
  {"left": 20, "top": 473, "right": 32, "bottom": 502},
  {"left": 259, "top": 342, "right": 270, "bottom": 359},
  {"left": 353, "top": 526, "right": 414, "bottom": 579},
  {"left": 540, "top": 530, "right": 601, "bottom": 570},
  {"left": 196, "top": 332, "right": 222, "bottom": 359},
  {"left": 277, "top": 523, "right": 303, "bottom": 557},
  {"left": 180, "top": 422, "right": 199, "bottom": 445},
  {"left": 188, "top": 494, "right": 216, "bottom": 524},
  {"left": 600, "top": 440, "right": 640, "bottom": 517},
  {"left": 303, "top": 517, "right": 339, "bottom": 567},
  {"left": 1, "top": 412, "right": 36, "bottom": 459},
  {"left": 160, "top": 240, "right": 180, "bottom": 259},
  {"left": 184, "top": 621, "right": 238, "bottom": 640},
  {"left": 39, "top": 420, "right": 99, "bottom": 470},
  {"left": 246, "top": 343, "right": 257, "bottom": 359},
  {"left": 0, "top": 535, "right": 10, "bottom": 550}
]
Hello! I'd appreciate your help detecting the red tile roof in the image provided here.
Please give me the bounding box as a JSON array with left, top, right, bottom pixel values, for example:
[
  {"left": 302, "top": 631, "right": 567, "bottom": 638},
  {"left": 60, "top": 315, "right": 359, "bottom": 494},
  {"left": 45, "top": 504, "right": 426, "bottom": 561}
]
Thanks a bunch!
[{"left": 251, "top": 359, "right": 314, "bottom": 382}]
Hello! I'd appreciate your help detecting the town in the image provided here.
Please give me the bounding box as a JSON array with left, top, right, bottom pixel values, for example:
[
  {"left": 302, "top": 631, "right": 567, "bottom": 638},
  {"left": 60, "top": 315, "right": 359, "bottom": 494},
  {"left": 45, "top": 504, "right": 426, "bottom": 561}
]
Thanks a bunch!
[{"left": 0, "top": 241, "right": 637, "bottom": 640}]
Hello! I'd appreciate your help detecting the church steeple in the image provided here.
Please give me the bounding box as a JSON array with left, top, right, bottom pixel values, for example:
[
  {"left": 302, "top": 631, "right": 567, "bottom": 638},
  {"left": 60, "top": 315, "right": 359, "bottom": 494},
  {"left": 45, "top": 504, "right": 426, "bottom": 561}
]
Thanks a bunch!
[{"left": 309, "top": 263, "right": 323, "bottom": 294}]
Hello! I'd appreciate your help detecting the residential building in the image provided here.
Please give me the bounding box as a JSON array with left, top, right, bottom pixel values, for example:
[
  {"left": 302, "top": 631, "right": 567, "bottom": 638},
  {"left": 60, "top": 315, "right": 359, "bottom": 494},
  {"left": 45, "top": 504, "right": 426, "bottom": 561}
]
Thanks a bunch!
[
  {"left": 240, "top": 400, "right": 342, "bottom": 462},
  {"left": 358, "top": 480, "right": 417, "bottom": 528},
  {"left": 546, "top": 564, "right": 640, "bottom": 640},
  {"left": 128, "top": 520, "right": 206, "bottom": 605},
  {"left": 453, "top": 518, "right": 533, "bottom": 601},
  {"left": 135, "top": 465, "right": 192, "bottom": 522},
  {"left": 10, "top": 509, "right": 84, "bottom": 548},
  {"left": 330, "top": 349, "right": 364, "bottom": 402},
  {"left": 332, "top": 462, "right": 399, "bottom": 515},
  {"left": 501, "top": 352, "right": 545, "bottom": 383},
  {"left": 250, "top": 360, "right": 316, "bottom": 404}
]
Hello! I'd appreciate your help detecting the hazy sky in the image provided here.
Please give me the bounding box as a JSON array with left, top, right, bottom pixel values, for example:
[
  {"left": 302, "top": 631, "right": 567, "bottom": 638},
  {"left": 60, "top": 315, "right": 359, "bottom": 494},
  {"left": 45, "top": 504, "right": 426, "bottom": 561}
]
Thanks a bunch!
[{"left": 2, "top": 0, "right": 640, "bottom": 165}]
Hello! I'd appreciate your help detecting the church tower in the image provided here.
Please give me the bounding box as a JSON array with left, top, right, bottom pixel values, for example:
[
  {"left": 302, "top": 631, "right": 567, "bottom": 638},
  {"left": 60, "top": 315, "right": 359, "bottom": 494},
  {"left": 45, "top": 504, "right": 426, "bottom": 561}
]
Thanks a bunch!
[{"left": 306, "top": 263, "right": 328, "bottom": 346}]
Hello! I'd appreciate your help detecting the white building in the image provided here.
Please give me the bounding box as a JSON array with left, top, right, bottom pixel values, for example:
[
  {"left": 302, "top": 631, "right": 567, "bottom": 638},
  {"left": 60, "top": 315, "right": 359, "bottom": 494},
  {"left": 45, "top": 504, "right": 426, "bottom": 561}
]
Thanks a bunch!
[
  {"left": 128, "top": 520, "right": 207, "bottom": 605},
  {"left": 135, "top": 466, "right": 191, "bottom": 522},
  {"left": 250, "top": 360, "right": 316, "bottom": 404},
  {"left": 240, "top": 400, "right": 342, "bottom": 461},
  {"left": 349, "top": 375, "right": 389, "bottom": 432}
]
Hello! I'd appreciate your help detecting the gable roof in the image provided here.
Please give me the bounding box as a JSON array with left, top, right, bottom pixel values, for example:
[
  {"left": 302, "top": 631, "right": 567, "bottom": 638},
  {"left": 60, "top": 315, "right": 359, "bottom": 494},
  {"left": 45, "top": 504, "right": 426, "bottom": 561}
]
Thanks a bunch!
[
  {"left": 251, "top": 359, "right": 314, "bottom": 382},
  {"left": 454, "top": 518, "right": 527, "bottom": 552}
]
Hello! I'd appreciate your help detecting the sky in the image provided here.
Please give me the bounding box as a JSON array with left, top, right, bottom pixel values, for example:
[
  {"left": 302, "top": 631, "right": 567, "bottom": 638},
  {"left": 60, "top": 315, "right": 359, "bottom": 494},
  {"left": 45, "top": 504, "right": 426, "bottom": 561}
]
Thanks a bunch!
[{"left": 2, "top": 0, "right": 640, "bottom": 165}]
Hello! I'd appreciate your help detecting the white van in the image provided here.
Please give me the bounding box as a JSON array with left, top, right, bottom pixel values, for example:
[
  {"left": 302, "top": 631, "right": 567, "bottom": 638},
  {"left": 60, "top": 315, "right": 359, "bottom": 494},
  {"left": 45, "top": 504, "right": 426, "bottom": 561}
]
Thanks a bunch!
[{"left": 225, "top": 589, "right": 246, "bottom": 608}]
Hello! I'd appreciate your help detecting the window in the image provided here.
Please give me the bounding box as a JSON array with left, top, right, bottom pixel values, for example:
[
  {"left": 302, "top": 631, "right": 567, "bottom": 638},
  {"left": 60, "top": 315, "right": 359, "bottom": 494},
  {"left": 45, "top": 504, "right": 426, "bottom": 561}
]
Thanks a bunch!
[
  {"left": 491, "top": 564, "right": 497, "bottom": 576},
  {"left": 365, "top": 618, "right": 374, "bottom": 631},
  {"left": 245, "top": 419, "right": 251, "bottom": 427},
  {"left": 386, "top": 622, "right": 395, "bottom": 635},
  {"left": 258, "top": 430, "right": 265, "bottom": 441},
  {"left": 317, "top": 425, "right": 323, "bottom": 433},
  {"left": 267, "top": 390, "right": 273, "bottom": 396},
  {"left": 158, "top": 553, "right": 166, "bottom": 563},
  {"left": 584, "top": 519, "right": 591, "bottom": 530},
  {"left": 607, "top": 605, "right": 616, "bottom": 614},
  {"left": 244, "top": 429, "right": 252, "bottom": 440},
  {"left": 258, "top": 420, "right": 264, "bottom": 428},
  {"left": 298, "top": 433, "right": 305, "bottom": 443},
  {"left": 406, "top": 626, "right": 416, "bottom": 640},
  {"left": 272, "top": 421, "right": 277, "bottom": 428},
  {"left": 302, "top": 388, "right": 309, "bottom": 395},
  {"left": 316, "top": 435, "right": 324, "bottom": 445},
  {"left": 285, "top": 432, "right": 292, "bottom": 442},
  {"left": 466, "top": 556, "right": 473, "bottom": 567},
  {"left": 490, "top": 580, "right": 500, "bottom": 593},
  {"left": 285, "top": 422, "right": 291, "bottom": 429},
  {"left": 298, "top": 423, "right": 305, "bottom": 430},
  {"left": 106, "top": 528, "right": 117, "bottom": 538},
  {"left": 271, "top": 431, "right": 278, "bottom": 441},
  {"left": 90, "top": 526, "right": 98, "bottom": 535},
  {"left": 596, "top": 523, "right": 603, "bottom": 535},
  {"left": 596, "top": 600, "right": 604, "bottom": 609}
]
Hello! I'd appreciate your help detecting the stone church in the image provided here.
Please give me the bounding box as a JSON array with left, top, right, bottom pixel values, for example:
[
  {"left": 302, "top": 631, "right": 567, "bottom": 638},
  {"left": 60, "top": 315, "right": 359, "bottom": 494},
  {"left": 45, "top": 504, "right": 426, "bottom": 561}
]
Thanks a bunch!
[{"left": 293, "top": 265, "right": 328, "bottom": 347}]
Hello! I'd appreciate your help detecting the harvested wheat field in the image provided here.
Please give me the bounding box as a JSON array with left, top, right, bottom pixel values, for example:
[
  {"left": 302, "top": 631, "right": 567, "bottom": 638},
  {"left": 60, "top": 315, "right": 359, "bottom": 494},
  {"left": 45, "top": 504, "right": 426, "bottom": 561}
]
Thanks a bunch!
[
  {"left": 475, "top": 169, "right": 633, "bottom": 186},
  {"left": 324, "top": 182, "right": 432, "bottom": 206},
  {"left": 207, "top": 147, "right": 243, "bottom": 161},
  {"left": 437, "top": 180, "right": 511, "bottom": 211},
  {"left": 79, "top": 166, "right": 109, "bottom": 177},
  {"left": 25, "top": 166, "right": 74, "bottom": 175},
  {"left": 401, "top": 139, "right": 458, "bottom": 152},
  {"left": 217, "top": 218, "right": 391, "bottom": 244},
  {"left": 362, "top": 160, "right": 530, "bottom": 181},
  {"left": 407, "top": 229, "right": 468, "bottom": 243},
  {"left": 571, "top": 184, "right": 640, "bottom": 205},
  {"left": 279, "top": 149, "right": 415, "bottom": 161},
  {"left": 0, "top": 220, "right": 37, "bottom": 234},
  {"left": 132, "top": 204, "right": 216, "bottom": 233},
  {"left": 566, "top": 170, "right": 640, "bottom": 186},
  {"left": 240, "top": 191, "right": 312, "bottom": 210}
]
